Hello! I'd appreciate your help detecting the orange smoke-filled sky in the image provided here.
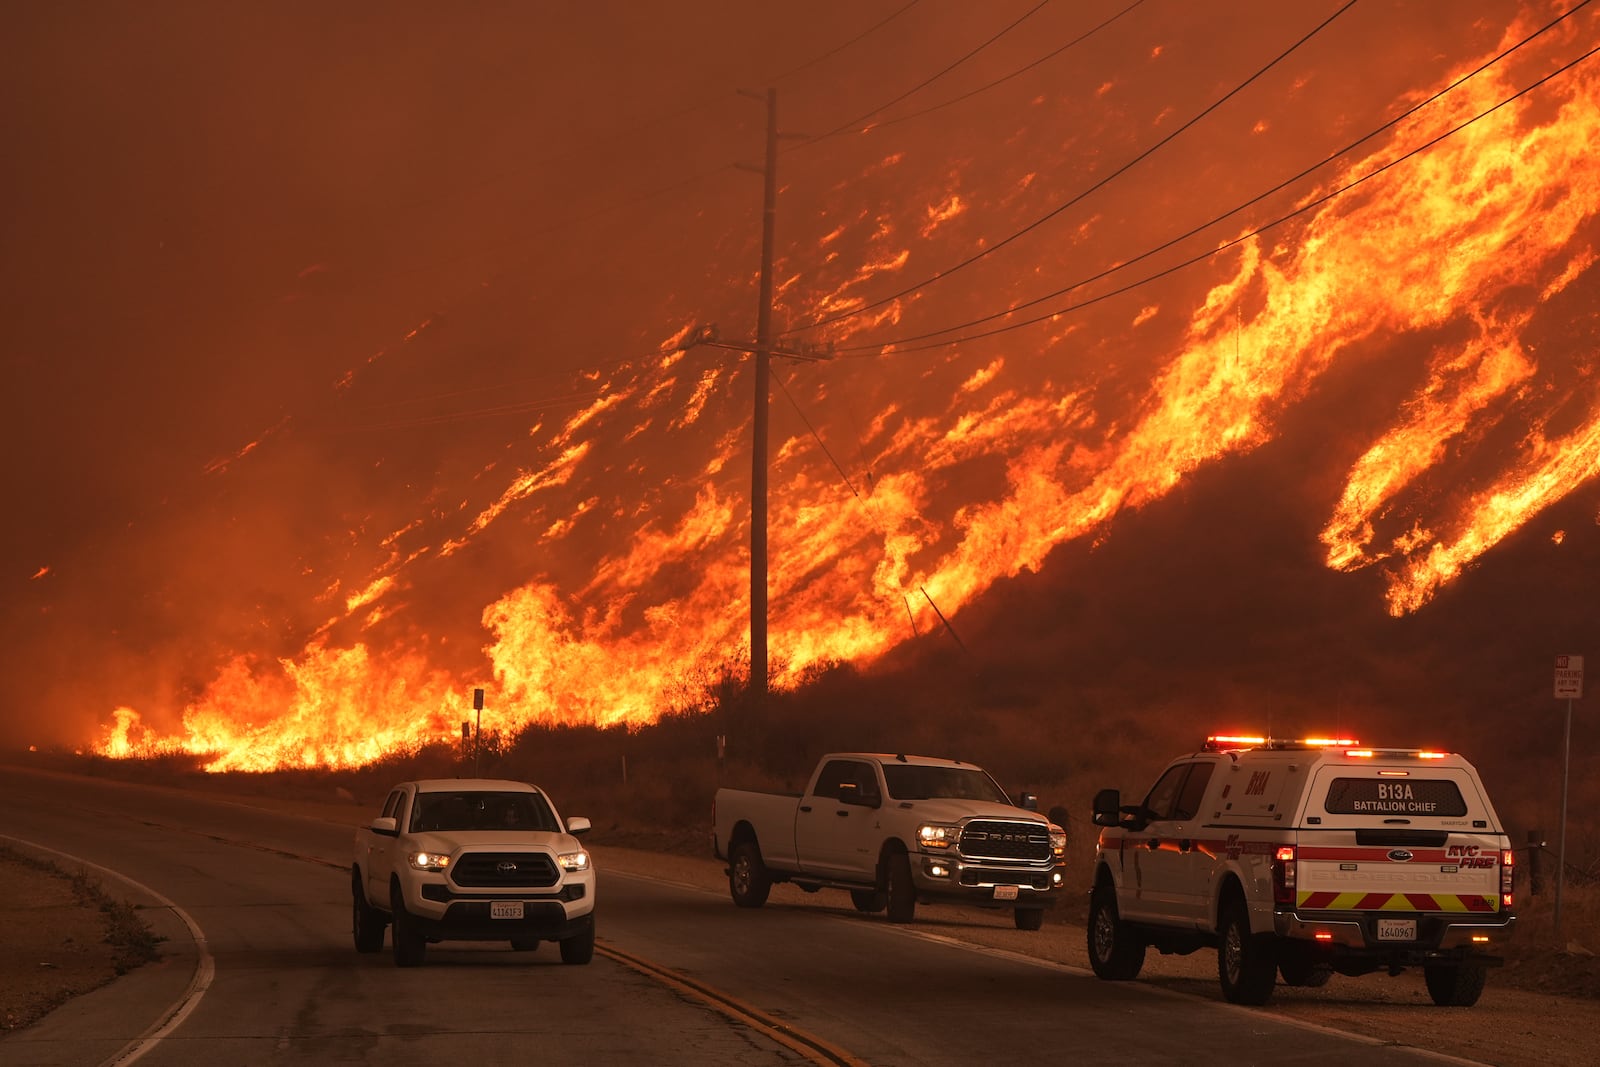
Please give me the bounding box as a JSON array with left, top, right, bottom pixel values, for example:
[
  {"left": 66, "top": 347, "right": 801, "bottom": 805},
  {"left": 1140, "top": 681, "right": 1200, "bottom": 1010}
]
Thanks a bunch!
[{"left": 4, "top": 1, "right": 1599, "bottom": 766}]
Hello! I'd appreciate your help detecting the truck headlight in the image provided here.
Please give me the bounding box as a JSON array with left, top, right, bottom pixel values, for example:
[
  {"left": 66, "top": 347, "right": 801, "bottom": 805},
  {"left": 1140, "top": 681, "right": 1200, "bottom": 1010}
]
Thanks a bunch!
[
  {"left": 408, "top": 850, "right": 450, "bottom": 871},
  {"left": 1049, "top": 823, "right": 1067, "bottom": 859},
  {"left": 917, "top": 822, "right": 961, "bottom": 850},
  {"left": 558, "top": 849, "right": 590, "bottom": 873}
]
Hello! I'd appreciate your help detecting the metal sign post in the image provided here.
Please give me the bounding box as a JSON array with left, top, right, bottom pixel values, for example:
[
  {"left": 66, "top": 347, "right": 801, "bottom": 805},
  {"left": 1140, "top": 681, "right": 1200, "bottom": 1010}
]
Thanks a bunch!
[
  {"left": 1553, "top": 656, "right": 1583, "bottom": 939},
  {"left": 473, "top": 687, "right": 485, "bottom": 777}
]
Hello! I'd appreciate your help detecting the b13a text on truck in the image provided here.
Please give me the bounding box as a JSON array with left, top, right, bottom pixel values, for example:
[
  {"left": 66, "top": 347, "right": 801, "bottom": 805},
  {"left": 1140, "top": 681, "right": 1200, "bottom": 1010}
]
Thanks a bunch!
[
  {"left": 1087, "top": 736, "right": 1515, "bottom": 1006},
  {"left": 712, "top": 752, "right": 1067, "bottom": 929}
]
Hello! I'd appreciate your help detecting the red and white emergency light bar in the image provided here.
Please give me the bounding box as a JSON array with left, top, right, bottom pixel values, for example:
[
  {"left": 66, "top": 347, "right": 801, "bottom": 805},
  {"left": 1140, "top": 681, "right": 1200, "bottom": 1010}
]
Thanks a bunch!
[{"left": 1203, "top": 735, "right": 1452, "bottom": 758}]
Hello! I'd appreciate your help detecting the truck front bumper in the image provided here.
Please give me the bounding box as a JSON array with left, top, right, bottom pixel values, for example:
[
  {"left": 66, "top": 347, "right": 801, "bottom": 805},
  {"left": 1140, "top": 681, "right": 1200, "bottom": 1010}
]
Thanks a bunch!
[
  {"left": 406, "top": 902, "right": 593, "bottom": 944},
  {"left": 912, "top": 853, "right": 1067, "bottom": 905}
]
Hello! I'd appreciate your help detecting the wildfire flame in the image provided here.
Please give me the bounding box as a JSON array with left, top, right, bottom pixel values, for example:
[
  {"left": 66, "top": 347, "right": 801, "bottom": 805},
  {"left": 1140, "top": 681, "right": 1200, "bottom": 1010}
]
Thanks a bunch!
[{"left": 96, "top": 8, "right": 1600, "bottom": 770}]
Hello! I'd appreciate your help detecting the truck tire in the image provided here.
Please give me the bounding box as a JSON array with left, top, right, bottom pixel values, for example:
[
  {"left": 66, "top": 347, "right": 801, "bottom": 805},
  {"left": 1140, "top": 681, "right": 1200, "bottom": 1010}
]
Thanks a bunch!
[
  {"left": 1424, "top": 962, "right": 1487, "bottom": 1007},
  {"left": 560, "top": 917, "right": 596, "bottom": 965},
  {"left": 1014, "top": 907, "right": 1045, "bottom": 931},
  {"left": 510, "top": 935, "right": 540, "bottom": 952},
  {"left": 390, "top": 884, "right": 427, "bottom": 967},
  {"left": 850, "top": 889, "right": 887, "bottom": 914},
  {"left": 728, "top": 840, "right": 772, "bottom": 908},
  {"left": 1217, "top": 900, "right": 1276, "bottom": 1005},
  {"left": 1087, "top": 883, "right": 1145, "bottom": 980},
  {"left": 352, "top": 872, "right": 386, "bottom": 953},
  {"left": 1278, "top": 954, "right": 1333, "bottom": 988},
  {"left": 885, "top": 851, "right": 916, "bottom": 924}
]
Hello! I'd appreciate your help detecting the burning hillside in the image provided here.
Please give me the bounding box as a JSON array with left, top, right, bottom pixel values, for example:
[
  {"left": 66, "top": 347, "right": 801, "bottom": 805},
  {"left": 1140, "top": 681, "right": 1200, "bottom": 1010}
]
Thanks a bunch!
[{"left": 10, "top": 3, "right": 1599, "bottom": 772}]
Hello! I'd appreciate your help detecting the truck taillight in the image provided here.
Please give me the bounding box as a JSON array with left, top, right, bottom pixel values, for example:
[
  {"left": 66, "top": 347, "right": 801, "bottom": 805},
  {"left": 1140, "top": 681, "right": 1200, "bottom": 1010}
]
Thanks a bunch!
[
  {"left": 1501, "top": 848, "right": 1514, "bottom": 908},
  {"left": 1272, "top": 845, "right": 1296, "bottom": 906}
]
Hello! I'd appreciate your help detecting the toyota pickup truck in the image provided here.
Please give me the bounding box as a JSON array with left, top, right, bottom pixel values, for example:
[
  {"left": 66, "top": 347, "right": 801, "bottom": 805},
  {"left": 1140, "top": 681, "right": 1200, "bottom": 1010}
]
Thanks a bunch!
[
  {"left": 712, "top": 752, "right": 1067, "bottom": 929},
  {"left": 351, "top": 778, "right": 596, "bottom": 967}
]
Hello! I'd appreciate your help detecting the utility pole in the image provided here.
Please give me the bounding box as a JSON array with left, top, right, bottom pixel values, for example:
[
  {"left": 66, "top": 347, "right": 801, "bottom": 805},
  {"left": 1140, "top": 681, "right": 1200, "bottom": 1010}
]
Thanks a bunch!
[
  {"left": 748, "top": 87, "right": 778, "bottom": 707},
  {"left": 680, "top": 91, "right": 830, "bottom": 714}
]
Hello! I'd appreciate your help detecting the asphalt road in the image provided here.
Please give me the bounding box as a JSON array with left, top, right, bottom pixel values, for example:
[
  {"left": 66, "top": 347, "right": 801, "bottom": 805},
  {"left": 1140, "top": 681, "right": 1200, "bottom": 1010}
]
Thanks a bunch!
[{"left": 0, "top": 767, "right": 1466, "bottom": 1066}]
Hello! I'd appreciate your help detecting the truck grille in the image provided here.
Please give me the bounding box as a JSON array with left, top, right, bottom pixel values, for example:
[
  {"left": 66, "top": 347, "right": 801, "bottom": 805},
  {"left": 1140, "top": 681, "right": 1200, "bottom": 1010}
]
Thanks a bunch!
[
  {"left": 958, "top": 820, "right": 1051, "bottom": 862},
  {"left": 451, "top": 852, "right": 559, "bottom": 888}
]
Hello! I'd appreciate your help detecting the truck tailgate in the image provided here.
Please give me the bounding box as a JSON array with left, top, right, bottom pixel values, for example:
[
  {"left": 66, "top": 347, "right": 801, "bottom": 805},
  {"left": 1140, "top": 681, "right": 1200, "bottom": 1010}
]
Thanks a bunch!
[{"left": 1296, "top": 842, "right": 1501, "bottom": 913}]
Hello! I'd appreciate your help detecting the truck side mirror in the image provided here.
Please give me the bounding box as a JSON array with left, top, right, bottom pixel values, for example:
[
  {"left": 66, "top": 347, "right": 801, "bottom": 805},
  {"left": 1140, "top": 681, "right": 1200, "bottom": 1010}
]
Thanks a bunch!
[
  {"left": 838, "top": 781, "right": 881, "bottom": 808},
  {"left": 1017, "top": 791, "right": 1038, "bottom": 811},
  {"left": 1091, "top": 789, "right": 1121, "bottom": 828},
  {"left": 370, "top": 815, "right": 399, "bottom": 838}
]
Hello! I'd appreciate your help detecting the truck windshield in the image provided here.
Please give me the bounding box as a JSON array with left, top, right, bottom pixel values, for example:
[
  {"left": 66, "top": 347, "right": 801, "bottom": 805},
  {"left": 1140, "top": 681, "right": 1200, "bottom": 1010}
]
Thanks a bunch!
[
  {"left": 881, "top": 765, "right": 1009, "bottom": 803},
  {"left": 410, "top": 790, "right": 560, "bottom": 832}
]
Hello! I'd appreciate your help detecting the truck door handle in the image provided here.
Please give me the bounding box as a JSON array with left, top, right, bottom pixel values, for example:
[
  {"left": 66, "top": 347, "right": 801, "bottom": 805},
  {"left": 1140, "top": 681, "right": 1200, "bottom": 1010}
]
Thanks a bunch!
[
  {"left": 799, "top": 805, "right": 812, "bottom": 813},
  {"left": 836, "top": 809, "right": 850, "bottom": 817}
]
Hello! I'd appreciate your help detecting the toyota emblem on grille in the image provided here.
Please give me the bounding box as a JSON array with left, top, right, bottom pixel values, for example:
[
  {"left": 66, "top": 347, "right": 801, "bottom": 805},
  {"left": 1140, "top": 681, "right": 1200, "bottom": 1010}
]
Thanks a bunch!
[
  {"left": 497, "top": 860, "right": 519, "bottom": 873},
  {"left": 1388, "top": 849, "right": 1414, "bottom": 862}
]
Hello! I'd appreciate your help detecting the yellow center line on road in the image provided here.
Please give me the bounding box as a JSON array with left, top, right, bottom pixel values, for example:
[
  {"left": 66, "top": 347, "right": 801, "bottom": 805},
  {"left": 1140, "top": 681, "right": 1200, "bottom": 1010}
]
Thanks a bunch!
[{"left": 595, "top": 940, "right": 870, "bottom": 1067}]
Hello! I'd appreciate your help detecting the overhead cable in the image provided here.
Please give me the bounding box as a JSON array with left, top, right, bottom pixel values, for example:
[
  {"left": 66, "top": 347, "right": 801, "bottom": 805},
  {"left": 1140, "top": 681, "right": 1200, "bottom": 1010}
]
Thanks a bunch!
[{"left": 781, "top": 0, "right": 1361, "bottom": 337}]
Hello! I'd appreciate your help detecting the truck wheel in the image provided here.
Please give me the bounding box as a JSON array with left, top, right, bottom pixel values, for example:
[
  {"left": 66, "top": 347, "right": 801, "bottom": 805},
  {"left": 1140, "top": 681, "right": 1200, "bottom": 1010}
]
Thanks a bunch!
[
  {"left": 390, "top": 885, "right": 426, "bottom": 967},
  {"left": 560, "top": 917, "right": 595, "bottom": 965},
  {"left": 1218, "top": 900, "right": 1276, "bottom": 1005},
  {"left": 728, "top": 840, "right": 772, "bottom": 908},
  {"left": 1087, "top": 884, "right": 1145, "bottom": 980},
  {"left": 1278, "top": 955, "right": 1333, "bottom": 988},
  {"left": 352, "top": 873, "right": 386, "bottom": 953},
  {"left": 850, "top": 889, "right": 887, "bottom": 914},
  {"left": 1424, "top": 962, "right": 1487, "bottom": 1007},
  {"left": 885, "top": 851, "right": 916, "bottom": 924}
]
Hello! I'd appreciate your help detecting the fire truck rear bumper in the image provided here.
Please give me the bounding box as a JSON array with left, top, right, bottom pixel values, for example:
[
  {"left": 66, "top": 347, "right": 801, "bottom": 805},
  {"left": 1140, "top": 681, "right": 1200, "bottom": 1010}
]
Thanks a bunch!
[{"left": 1275, "top": 910, "right": 1515, "bottom": 955}]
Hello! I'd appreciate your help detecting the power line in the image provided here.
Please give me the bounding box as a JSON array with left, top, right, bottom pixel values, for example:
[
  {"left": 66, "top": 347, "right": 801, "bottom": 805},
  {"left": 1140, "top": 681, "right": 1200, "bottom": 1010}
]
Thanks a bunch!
[
  {"left": 799, "top": 0, "right": 1052, "bottom": 145},
  {"left": 769, "top": 0, "right": 925, "bottom": 84},
  {"left": 836, "top": 30, "right": 1600, "bottom": 357},
  {"left": 831, "top": 0, "right": 1597, "bottom": 354},
  {"left": 813, "top": 0, "right": 1149, "bottom": 138},
  {"left": 780, "top": 0, "right": 1361, "bottom": 337}
]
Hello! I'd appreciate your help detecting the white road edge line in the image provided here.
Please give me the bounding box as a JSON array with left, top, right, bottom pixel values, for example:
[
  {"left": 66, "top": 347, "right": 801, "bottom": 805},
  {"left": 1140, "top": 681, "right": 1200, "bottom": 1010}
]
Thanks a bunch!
[{"left": 0, "top": 835, "right": 214, "bottom": 1067}]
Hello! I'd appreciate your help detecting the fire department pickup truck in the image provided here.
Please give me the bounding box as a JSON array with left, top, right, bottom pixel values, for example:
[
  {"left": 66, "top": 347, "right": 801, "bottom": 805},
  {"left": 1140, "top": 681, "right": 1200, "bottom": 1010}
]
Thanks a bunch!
[
  {"left": 712, "top": 752, "right": 1067, "bottom": 929},
  {"left": 351, "top": 779, "right": 596, "bottom": 967},
  {"left": 1087, "top": 736, "right": 1514, "bottom": 1006}
]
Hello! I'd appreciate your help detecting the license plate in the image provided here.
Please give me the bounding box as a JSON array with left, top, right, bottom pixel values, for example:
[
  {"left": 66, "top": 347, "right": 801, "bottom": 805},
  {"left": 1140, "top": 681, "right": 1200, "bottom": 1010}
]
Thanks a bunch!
[
  {"left": 1377, "top": 918, "right": 1417, "bottom": 941},
  {"left": 993, "top": 885, "right": 1019, "bottom": 901},
  {"left": 491, "top": 900, "right": 523, "bottom": 920}
]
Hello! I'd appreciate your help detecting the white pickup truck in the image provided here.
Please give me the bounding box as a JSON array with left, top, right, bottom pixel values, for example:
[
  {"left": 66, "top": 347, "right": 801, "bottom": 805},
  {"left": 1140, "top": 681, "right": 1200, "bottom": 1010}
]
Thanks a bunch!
[
  {"left": 351, "top": 778, "right": 596, "bottom": 967},
  {"left": 712, "top": 752, "right": 1067, "bottom": 929},
  {"left": 1088, "top": 736, "right": 1515, "bottom": 1005}
]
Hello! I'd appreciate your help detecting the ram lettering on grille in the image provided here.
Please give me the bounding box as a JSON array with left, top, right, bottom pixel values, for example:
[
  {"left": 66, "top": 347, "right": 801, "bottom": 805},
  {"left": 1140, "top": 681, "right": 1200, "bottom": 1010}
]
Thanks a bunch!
[{"left": 959, "top": 821, "right": 1051, "bottom": 861}]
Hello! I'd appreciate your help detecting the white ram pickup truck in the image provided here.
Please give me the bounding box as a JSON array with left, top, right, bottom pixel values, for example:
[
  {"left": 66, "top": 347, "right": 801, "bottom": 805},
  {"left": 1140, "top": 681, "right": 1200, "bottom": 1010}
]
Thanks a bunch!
[
  {"left": 1088, "top": 735, "right": 1515, "bottom": 1006},
  {"left": 712, "top": 752, "right": 1067, "bottom": 929},
  {"left": 351, "top": 778, "right": 596, "bottom": 967}
]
